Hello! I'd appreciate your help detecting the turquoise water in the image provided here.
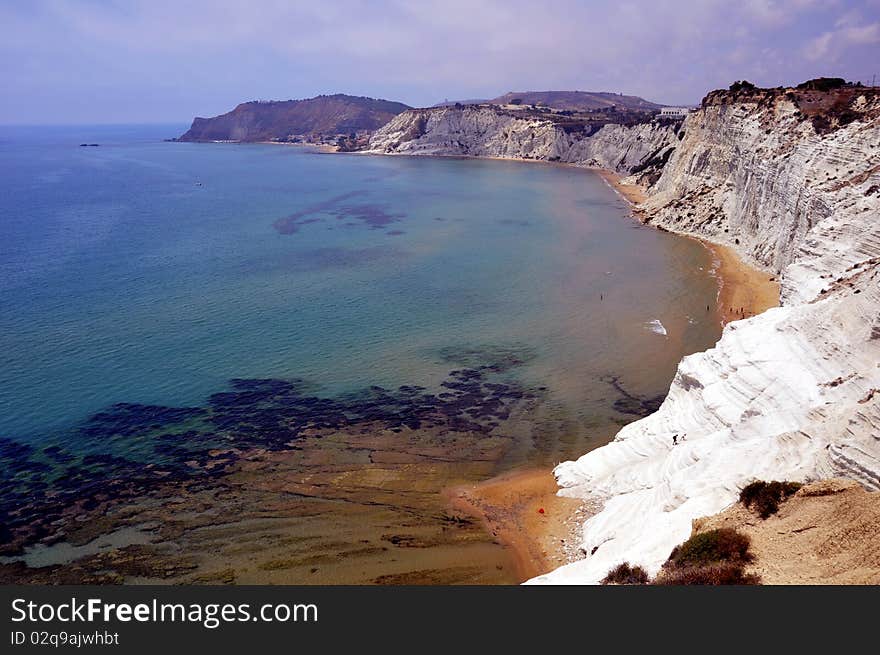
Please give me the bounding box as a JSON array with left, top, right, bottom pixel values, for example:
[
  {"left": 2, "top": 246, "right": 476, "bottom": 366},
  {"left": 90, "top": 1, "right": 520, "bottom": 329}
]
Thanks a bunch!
[{"left": 0, "top": 125, "right": 720, "bottom": 458}]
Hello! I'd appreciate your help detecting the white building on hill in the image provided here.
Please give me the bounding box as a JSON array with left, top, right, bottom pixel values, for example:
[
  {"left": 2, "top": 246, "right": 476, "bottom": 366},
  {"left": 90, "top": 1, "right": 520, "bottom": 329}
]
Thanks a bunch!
[{"left": 659, "top": 106, "right": 692, "bottom": 118}]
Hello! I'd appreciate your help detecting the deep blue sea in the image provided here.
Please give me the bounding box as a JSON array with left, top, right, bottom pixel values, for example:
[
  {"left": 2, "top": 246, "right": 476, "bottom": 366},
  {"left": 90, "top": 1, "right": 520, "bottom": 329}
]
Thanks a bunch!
[{"left": 0, "top": 124, "right": 720, "bottom": 463}]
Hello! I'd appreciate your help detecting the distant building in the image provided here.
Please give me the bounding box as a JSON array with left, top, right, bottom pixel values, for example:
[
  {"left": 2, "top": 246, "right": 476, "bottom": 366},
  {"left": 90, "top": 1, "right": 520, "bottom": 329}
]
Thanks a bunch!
[{"left": 659, "top": 106, "right": 691, "bottom": 118}]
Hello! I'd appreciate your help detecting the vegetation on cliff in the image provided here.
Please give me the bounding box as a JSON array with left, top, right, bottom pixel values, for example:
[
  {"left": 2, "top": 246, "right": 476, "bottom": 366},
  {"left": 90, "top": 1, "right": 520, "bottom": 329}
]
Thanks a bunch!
[
  {"left": 702, "top": 78, "right": 880, "bottom": 135},
  {"left": 489, "top": 90, "right": 661, "bottom": 112},
  {"left": 600, "top": 562, "right": 649, "bottom": 585},
  {"left": 178, "top": 94, "right": 411, "bottom": 142},
  {"left": 739, "top": 480, "right": 802, "bottom": 518},
  {"left": 602, "top": 528, "right": 760, "bottom": 585}
]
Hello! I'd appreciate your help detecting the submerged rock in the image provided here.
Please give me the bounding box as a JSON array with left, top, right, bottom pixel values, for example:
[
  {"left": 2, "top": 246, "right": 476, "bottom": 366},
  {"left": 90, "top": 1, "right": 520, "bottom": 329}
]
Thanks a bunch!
[{"left": 0, "top": 363, "right": 540, "bottom": 559}]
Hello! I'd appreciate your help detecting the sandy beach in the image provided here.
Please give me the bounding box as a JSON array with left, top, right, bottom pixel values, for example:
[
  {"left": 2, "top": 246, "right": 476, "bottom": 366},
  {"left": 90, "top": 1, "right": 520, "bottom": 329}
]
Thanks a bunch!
[
  {"left": 705, "top": 242, "right": 780, "bottom": 324},
  {"left": 595, "top": 168, "right": 648, "bottom": 205},
  {"left": 444, "top": 469, "right": 592, "bottom": 581}
]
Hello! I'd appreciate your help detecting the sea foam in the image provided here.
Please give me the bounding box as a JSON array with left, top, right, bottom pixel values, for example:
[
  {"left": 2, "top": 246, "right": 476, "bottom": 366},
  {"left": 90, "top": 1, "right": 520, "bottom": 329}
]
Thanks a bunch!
[{"left": 645, "top": 319, "right": 667, "bottom": 336}]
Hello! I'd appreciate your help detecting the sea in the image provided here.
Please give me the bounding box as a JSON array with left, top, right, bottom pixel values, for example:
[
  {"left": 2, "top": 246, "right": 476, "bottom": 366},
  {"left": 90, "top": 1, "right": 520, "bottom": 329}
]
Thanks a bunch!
[{"left": 0, "top": 124, "right": 722, "bottom": 582}]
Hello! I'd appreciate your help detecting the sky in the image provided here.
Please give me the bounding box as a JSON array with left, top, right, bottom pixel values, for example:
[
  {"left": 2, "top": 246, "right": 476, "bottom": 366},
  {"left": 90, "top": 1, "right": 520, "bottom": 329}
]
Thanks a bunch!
[{"left": 2, "top": 0, "right": 879, "bottom": 124}]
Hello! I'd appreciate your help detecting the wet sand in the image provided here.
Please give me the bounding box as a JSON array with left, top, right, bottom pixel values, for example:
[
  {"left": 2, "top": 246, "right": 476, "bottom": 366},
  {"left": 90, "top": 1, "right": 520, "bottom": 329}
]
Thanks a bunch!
[
  {"left": 595, "top": 168, "right": 648, "bottom": 205},
  {"left": 1, "top": 367, "right": 541, "bottom": 585},
  {"left": 705, "top": 242, "right": 780, "bottom": 324},
  {"left": 1, "top": 423, "right": 524, "bottom": 585},
  {"left": 444, "top": 469, "right": 593, "bottom": 580}
]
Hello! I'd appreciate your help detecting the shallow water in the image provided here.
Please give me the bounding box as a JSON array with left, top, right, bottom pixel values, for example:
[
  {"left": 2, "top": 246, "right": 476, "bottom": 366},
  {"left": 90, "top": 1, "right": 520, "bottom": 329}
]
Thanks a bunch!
[{"left": 0, "top": 125, "right": 721, "bottom": 581}]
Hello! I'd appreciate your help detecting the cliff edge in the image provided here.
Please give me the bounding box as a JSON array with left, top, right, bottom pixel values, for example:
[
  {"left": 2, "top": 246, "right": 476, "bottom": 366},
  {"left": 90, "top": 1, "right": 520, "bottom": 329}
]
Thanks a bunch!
[
  {"left": 529, "top": 80, "right": 880, "bottom": 583},
  {"left": 365, "top": 103, "right": 679, "bottom": 184},
  {"left": 361, "top": 83, "right": 880, "bottom": 585}
]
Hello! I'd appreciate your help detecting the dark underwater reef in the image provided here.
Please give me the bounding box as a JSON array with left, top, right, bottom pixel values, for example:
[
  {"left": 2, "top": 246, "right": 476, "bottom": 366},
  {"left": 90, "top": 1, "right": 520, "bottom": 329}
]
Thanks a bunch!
[{"left": 1, "top": 361, "right": 538, "bottom": 555}]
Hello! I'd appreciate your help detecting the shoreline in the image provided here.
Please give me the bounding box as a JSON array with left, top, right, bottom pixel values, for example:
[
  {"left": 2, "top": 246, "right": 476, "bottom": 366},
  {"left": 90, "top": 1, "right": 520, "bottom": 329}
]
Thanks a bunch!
[
  {"left": 257, "top": 141, "right": 338, "bottom": 153},
  {"left": 2, "top": 146, "right": 727, "bottom": 586},
  {"left": 177, "top": 142, "right": 783, "bottom": 582},
  {"left": 443, "top": 469, "right": 591, "bottom": 581},
  {"left": 597, "top": 168, "right": 780, "bottom": 324},
  {"left": 444, "top": 166, "right": 781, "bottom": 583},
  {"left": 704, "top": 242, "right": 780, "bottom": 325},
  {"left": 176, "top": 140, "right": 339, "bottom": 153},
  {"left": 594, "top": 168, "right": 648, "bottom": 205}
]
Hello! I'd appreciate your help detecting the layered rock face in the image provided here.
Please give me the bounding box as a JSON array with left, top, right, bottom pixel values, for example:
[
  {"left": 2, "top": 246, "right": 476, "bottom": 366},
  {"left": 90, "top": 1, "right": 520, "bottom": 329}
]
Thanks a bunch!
[
  {"left": 568, "top": 121, "right": 680, "bottom": 185},
  {"left": 366, "top": 106, "right": 571, "bottom": 159},
  {"left": 644, "top": 87, "right": 880, "bottom": 303},
  {"left": 530, "top": 86, "right": 880, "bottom": 584},
  {"left": 365, "top": 105, "right": 680, "bottom": 181},
  {"left": 362, "top": 87, "right": 880, "bottom": 584}
]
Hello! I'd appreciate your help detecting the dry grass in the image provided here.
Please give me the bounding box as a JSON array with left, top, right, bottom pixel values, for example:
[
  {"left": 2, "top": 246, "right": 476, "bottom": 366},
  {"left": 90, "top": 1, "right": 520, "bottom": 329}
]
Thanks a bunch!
[{"left": 601, "top": 562, "right": 649, "bottom": 585}]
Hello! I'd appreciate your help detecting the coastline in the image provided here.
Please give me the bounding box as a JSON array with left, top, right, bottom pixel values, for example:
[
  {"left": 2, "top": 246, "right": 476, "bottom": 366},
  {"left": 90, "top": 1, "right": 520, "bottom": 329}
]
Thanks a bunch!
[
  {"left": 597, "top": 168, "right": 780, "bottom": 324},
  {"left": 257, "top": 141, "right": 338, "bottom": 153},
  {"left": 2, "top": 146, "right": 719, "bottom": 586},
  {"left": 162, "top": 142, "right": 783, "bottom": 583},
  {"left": 195, "top": 141, "right": 780, "bottom": 329},
  {"left": 594, "top": 168, "right": 648, "bottom": 205},
  {"left": 705, "top": 242, "right": 780, "bottom": 325},
  {"left": 444, "top": 165, "right": 781, "bottom": 581},
  {"left": 443, "top": 469, "right": 592, "bottom": 581},
  {"left": 174, "top": 140, "right": 339, "bottom": 153}
]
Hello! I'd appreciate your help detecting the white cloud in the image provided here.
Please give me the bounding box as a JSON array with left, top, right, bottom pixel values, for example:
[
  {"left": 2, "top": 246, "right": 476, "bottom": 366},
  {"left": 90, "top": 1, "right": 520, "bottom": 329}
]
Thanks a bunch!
[
  {"left": 804, "top": 31, "right": 835, "bottom": 60},
  {"left": 803, "top": 16, "right": 880, "bottom": 62},
  {"left": 743, "top": 0, "right": 825, "bottom": 26},
  {"left": 744, "top": 0, "right": 788, "bottom": 26},
  {"left": 842, "top": 21, "right": 880, "bottom": 43}
]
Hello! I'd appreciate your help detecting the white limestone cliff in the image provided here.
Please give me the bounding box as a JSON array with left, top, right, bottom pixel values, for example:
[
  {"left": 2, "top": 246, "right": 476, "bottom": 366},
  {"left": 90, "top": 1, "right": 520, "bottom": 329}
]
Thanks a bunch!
[
  {"left": 566, "top": 121, "right": 680, "bottom": 182},
  {"left": 366, "top": 106, "right": 570, "bottom": 159},
  {"left": 365, "top": 105, "right": 680, "bottom": 178},
  {"left": 530, "top": 86, "right": 880, "bottom": 584}
]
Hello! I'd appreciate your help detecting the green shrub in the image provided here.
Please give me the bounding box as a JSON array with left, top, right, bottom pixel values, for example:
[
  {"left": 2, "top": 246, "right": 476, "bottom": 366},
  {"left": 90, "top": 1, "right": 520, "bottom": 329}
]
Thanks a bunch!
[
  {"left": 655, "top": 527, "right": 761, "bottom": 585},
  {"left": 739, "top": 480, "right": 802, "bottom": 518},
  {"left": 666, "top": 528, "right": 753, "bottom": 568},
  {"left": 729, "top": 80, "right": 757, "bottom": 93},
  {"left": 601, "top": 562, "right": 649, "bottom": 585},
  {"left": 796, "top": 77, "right": 846, "bottom": 91}
]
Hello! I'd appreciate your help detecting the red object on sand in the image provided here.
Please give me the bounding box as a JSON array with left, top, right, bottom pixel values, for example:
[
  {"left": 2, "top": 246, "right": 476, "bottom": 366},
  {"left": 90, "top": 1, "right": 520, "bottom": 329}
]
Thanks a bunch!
[{"left": 538, "top": 508, "right": 545, "bottom": 514}]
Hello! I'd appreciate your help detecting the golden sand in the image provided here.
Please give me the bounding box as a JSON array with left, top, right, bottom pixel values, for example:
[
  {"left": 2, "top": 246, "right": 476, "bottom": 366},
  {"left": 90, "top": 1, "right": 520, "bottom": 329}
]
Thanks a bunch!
[
  {"left": 444, "top": 468, "right": 586, "bottom": 581},
  {"left": 705, "top": 242, "right": 780, "bottom": 325}
]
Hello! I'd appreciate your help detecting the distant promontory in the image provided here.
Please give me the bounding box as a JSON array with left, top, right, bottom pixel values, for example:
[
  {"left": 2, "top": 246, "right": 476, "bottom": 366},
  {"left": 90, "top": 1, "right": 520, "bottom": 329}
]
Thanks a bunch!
[{"left": 177, "top": 93, "right": 411, "bottom": 144}]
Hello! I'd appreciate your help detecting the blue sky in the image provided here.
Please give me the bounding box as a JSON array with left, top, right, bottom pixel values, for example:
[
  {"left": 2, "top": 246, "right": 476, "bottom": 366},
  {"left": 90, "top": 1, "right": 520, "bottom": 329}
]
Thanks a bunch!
[{"left": 2, "top": 0, "right": 879, "bottom": 124}]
